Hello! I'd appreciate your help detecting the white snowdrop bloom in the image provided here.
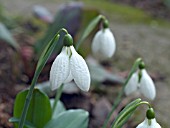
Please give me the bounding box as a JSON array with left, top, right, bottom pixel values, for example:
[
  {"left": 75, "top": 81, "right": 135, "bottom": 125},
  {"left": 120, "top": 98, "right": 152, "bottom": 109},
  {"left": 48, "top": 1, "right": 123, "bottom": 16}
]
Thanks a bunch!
[
  {"left": 124, "top": 71, "right": 139, "bottom": 96},
  {"left": 50, "top": 46, "right": 90, "bottom": 91},
  {"left": 92, "top": 28, "right": 116, "bottom": 59},
  {"left": 125, "top": 69, "right": 156, "bottom": 100},
  {"left": 136, "top": 118, "right": 161, "bottom": 128},
  {"left": 50, "top": 34, "right": 90, "bottom": 92}
]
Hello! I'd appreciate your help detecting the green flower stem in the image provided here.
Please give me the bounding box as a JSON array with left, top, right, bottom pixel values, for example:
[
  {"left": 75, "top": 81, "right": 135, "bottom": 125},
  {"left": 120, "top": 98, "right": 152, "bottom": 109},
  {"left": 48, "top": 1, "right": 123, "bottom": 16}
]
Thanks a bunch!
[
  {"left": 75, "top": 14, "right": 105, "bottom": 50},
  {"left": 137, "top": 101, "right": 152, "bottom": 108},
  {"left": 102, "top": 58, "right": 142, "bottom": 128},
  {"left": 59, "top": 28, "right": 68, "bottom": 34},
  {"left": 18, "top": 73, "right": 39, "bottom": 128},
  {"left": 52, "top": 84, "right": 64, "bottom": 114},
  {"left": 18, "top": 28, "right": 68, "bottom": 128},
  {"left": 111, "top": 100, "right": 151, "bottom": 128}
]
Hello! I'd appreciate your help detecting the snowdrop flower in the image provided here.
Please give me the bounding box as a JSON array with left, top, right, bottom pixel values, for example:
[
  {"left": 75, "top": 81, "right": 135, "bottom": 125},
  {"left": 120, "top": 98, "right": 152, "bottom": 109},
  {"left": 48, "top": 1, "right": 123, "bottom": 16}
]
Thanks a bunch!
[
  {"left": 137, "top": 108, "right": 161, "bottom": 128},
  {"left": 137, "top": 118, "right": 161, "bottom": 128},
  {"left": 125, "top": 64, "right": 156, "bottom": 100},
  {"left": 92, "top": 19, "right": 116, "bottom": 59},
  {"left": 50, "top": 34, "right": 90, "bottom": 91}
]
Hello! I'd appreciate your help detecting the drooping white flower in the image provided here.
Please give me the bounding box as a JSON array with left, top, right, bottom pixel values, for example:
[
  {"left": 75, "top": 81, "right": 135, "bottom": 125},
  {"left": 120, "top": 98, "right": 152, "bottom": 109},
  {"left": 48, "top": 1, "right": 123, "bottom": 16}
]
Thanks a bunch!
[
  {"left": 136, "top": 118, "right": 161, "bottom": 128},
  {"left": 92, "top": 28, "right": 116, "bottom": 59},
  {"left": 50, "top": 34, "right": 90, "bottom": 92},
  {"left": 125, "top": 69, "right": 156, "bottom": 100}
]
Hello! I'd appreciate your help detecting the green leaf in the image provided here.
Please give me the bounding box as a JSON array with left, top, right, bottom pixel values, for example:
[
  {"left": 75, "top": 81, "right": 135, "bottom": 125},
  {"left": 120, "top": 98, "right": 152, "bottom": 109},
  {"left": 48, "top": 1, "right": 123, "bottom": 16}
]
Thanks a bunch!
[
  {"left": 0, "top": 22, "right": 19, "bottom": 50},
  {"left": 34, "top": 8, "right": 80, "bottom": 56},
  {"left": 18, "top": 31, "right": 61, "bottom": 128},
  {"left": 13, "top": 88, "right": 52, "bottom": 128},
  {"left": 76, "top": 15, "right": 103, "bottom": 50},
  {"left": 9, "top": 117, "right": 36, "bottom": 128},
  {"left": 50, "top": 99, "right": 66, "bottom": 119},
  {"left": 35, "top": 81, "right": 52, "bottom": 96},
  {"left": 44, "top": 109, "right": 89, "bottom": 128},
  {"left": 115, "top": 110, "right": 134, "bottom": 128},
  {"left": 111, "top": 98, "right": 141, "bottom": 128},
  {"left": 36, "top": 81, "right": 79, "bottom": 96}
]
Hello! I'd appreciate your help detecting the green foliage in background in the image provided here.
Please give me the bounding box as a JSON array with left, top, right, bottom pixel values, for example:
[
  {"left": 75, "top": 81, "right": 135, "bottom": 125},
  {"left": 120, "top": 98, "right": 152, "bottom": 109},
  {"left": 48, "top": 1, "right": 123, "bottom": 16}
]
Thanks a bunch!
[
  {"left": 34, "top": 7, "right": 80, "bottom": 57},
  {"left": 44, "top": 109, "right": 89, "bottom": 128},
  {"left": 83, "top": 0, "right": 170, "bottom": 27},
  {"left": 0, "top": 22, "right": 19, "bottom": 50},
  {"left": 164, "top": 0, "right": 170, "bottom": 8}
]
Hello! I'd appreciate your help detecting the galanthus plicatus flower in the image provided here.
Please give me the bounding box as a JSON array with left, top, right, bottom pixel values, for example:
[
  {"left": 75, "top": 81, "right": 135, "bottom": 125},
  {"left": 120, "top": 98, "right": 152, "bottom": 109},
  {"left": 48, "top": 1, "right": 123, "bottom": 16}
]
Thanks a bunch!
[
  {"left": 137, "top": 108, "right": 161, "bottom": 128},
  {"left": 125, "top": 69, "right": 156, "bottom": 100},
  {"left": 92, "top": 20, "right": 116, "bottom": 59},
  {"left": 136, "top": 118, "right": 161, "bottom": 128},
  {"left": 50, "top": 34, "right": 90, "bottom": 91}
]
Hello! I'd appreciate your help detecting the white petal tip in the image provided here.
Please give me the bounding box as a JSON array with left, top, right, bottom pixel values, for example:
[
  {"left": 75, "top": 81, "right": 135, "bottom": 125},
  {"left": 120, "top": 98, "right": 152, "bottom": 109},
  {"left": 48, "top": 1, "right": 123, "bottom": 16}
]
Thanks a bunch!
[
  {"left": 69, "top": 46, "right": 91, "bottom": 92},
  {"left": 79, "top": 85, "right": 90, "bottom": 92}
]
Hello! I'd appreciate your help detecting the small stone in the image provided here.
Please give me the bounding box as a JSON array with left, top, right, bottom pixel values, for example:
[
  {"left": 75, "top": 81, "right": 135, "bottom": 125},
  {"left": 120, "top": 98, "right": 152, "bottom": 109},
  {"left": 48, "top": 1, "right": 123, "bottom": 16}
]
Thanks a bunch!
[{"left": 92, "top": 97, "right": 112, "bottom": 127}]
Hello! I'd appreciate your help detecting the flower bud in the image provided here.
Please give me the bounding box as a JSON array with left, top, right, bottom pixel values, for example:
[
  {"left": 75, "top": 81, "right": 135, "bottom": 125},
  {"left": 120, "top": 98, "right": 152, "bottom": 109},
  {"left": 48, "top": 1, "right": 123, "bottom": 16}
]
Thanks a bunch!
[
  {"left": 103, "top": 19, "right": 109, "bottom": 28},
  {"left": 146, "top": 108, "right": 155, "bottom": 120},
  {"left": 63, "top": 34, "right": 73, "bottom": 47},
  {"left": 139, "top": 61, "right": 145, "bottom": 70}
]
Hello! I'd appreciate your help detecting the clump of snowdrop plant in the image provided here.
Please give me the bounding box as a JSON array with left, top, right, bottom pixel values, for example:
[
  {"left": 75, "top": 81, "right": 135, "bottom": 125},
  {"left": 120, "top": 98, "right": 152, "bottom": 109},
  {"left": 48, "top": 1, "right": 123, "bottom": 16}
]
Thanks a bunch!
[
  {"left": 125, "top": 62, "right": 156, "bottom": 100},
  {"left": 92, "top": 19, "right": 116, "bottom": 59},
  {"left": 12, "top": 14, "right": 162, "bottom": 128},
  {"left": 136, "top": 108, "right": 161, "bottom": 128},
  {"left": 50, "top": 34, "right": 90, "bottom": 91}
]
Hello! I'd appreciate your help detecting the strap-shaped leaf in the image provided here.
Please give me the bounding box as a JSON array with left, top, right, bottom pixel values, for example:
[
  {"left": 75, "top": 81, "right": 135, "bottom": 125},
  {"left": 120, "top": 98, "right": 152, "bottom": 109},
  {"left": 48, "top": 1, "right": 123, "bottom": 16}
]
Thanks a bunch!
[
  {"left": 115, "top": 110, "right": 134, "bottom": 128},
  {"left": 44, "top": 109, "right": 89, "bottom": 128},
  {"left": 18, "top": 29, "right": 67, "bottom": 128},
  {"left": 111, "top": 98, "right": 141, "bottom": 128},
  {"left": 50, "top": 99, "right": 66, "bottom": 119},
  {"left": 9, "top": 117, "right": 35, "bottom": 128},
  {"left": 13, "top": 89, "right": 52, "bottom": 128},
  {"left": 36, "top": 34, "right": 60, "bottom": 74},
  {"left": 0, "top": 22, "right": 20, "bottom": 50},
  {"left": 76, "top": 15, "right": 103, "bottom": 50}
]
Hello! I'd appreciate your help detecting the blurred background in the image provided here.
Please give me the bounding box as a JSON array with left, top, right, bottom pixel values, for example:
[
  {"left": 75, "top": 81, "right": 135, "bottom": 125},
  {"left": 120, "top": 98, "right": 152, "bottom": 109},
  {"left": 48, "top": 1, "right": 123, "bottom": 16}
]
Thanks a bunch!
[{"left": 0, "top": 0, "right": 170, "bottom": 127}]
